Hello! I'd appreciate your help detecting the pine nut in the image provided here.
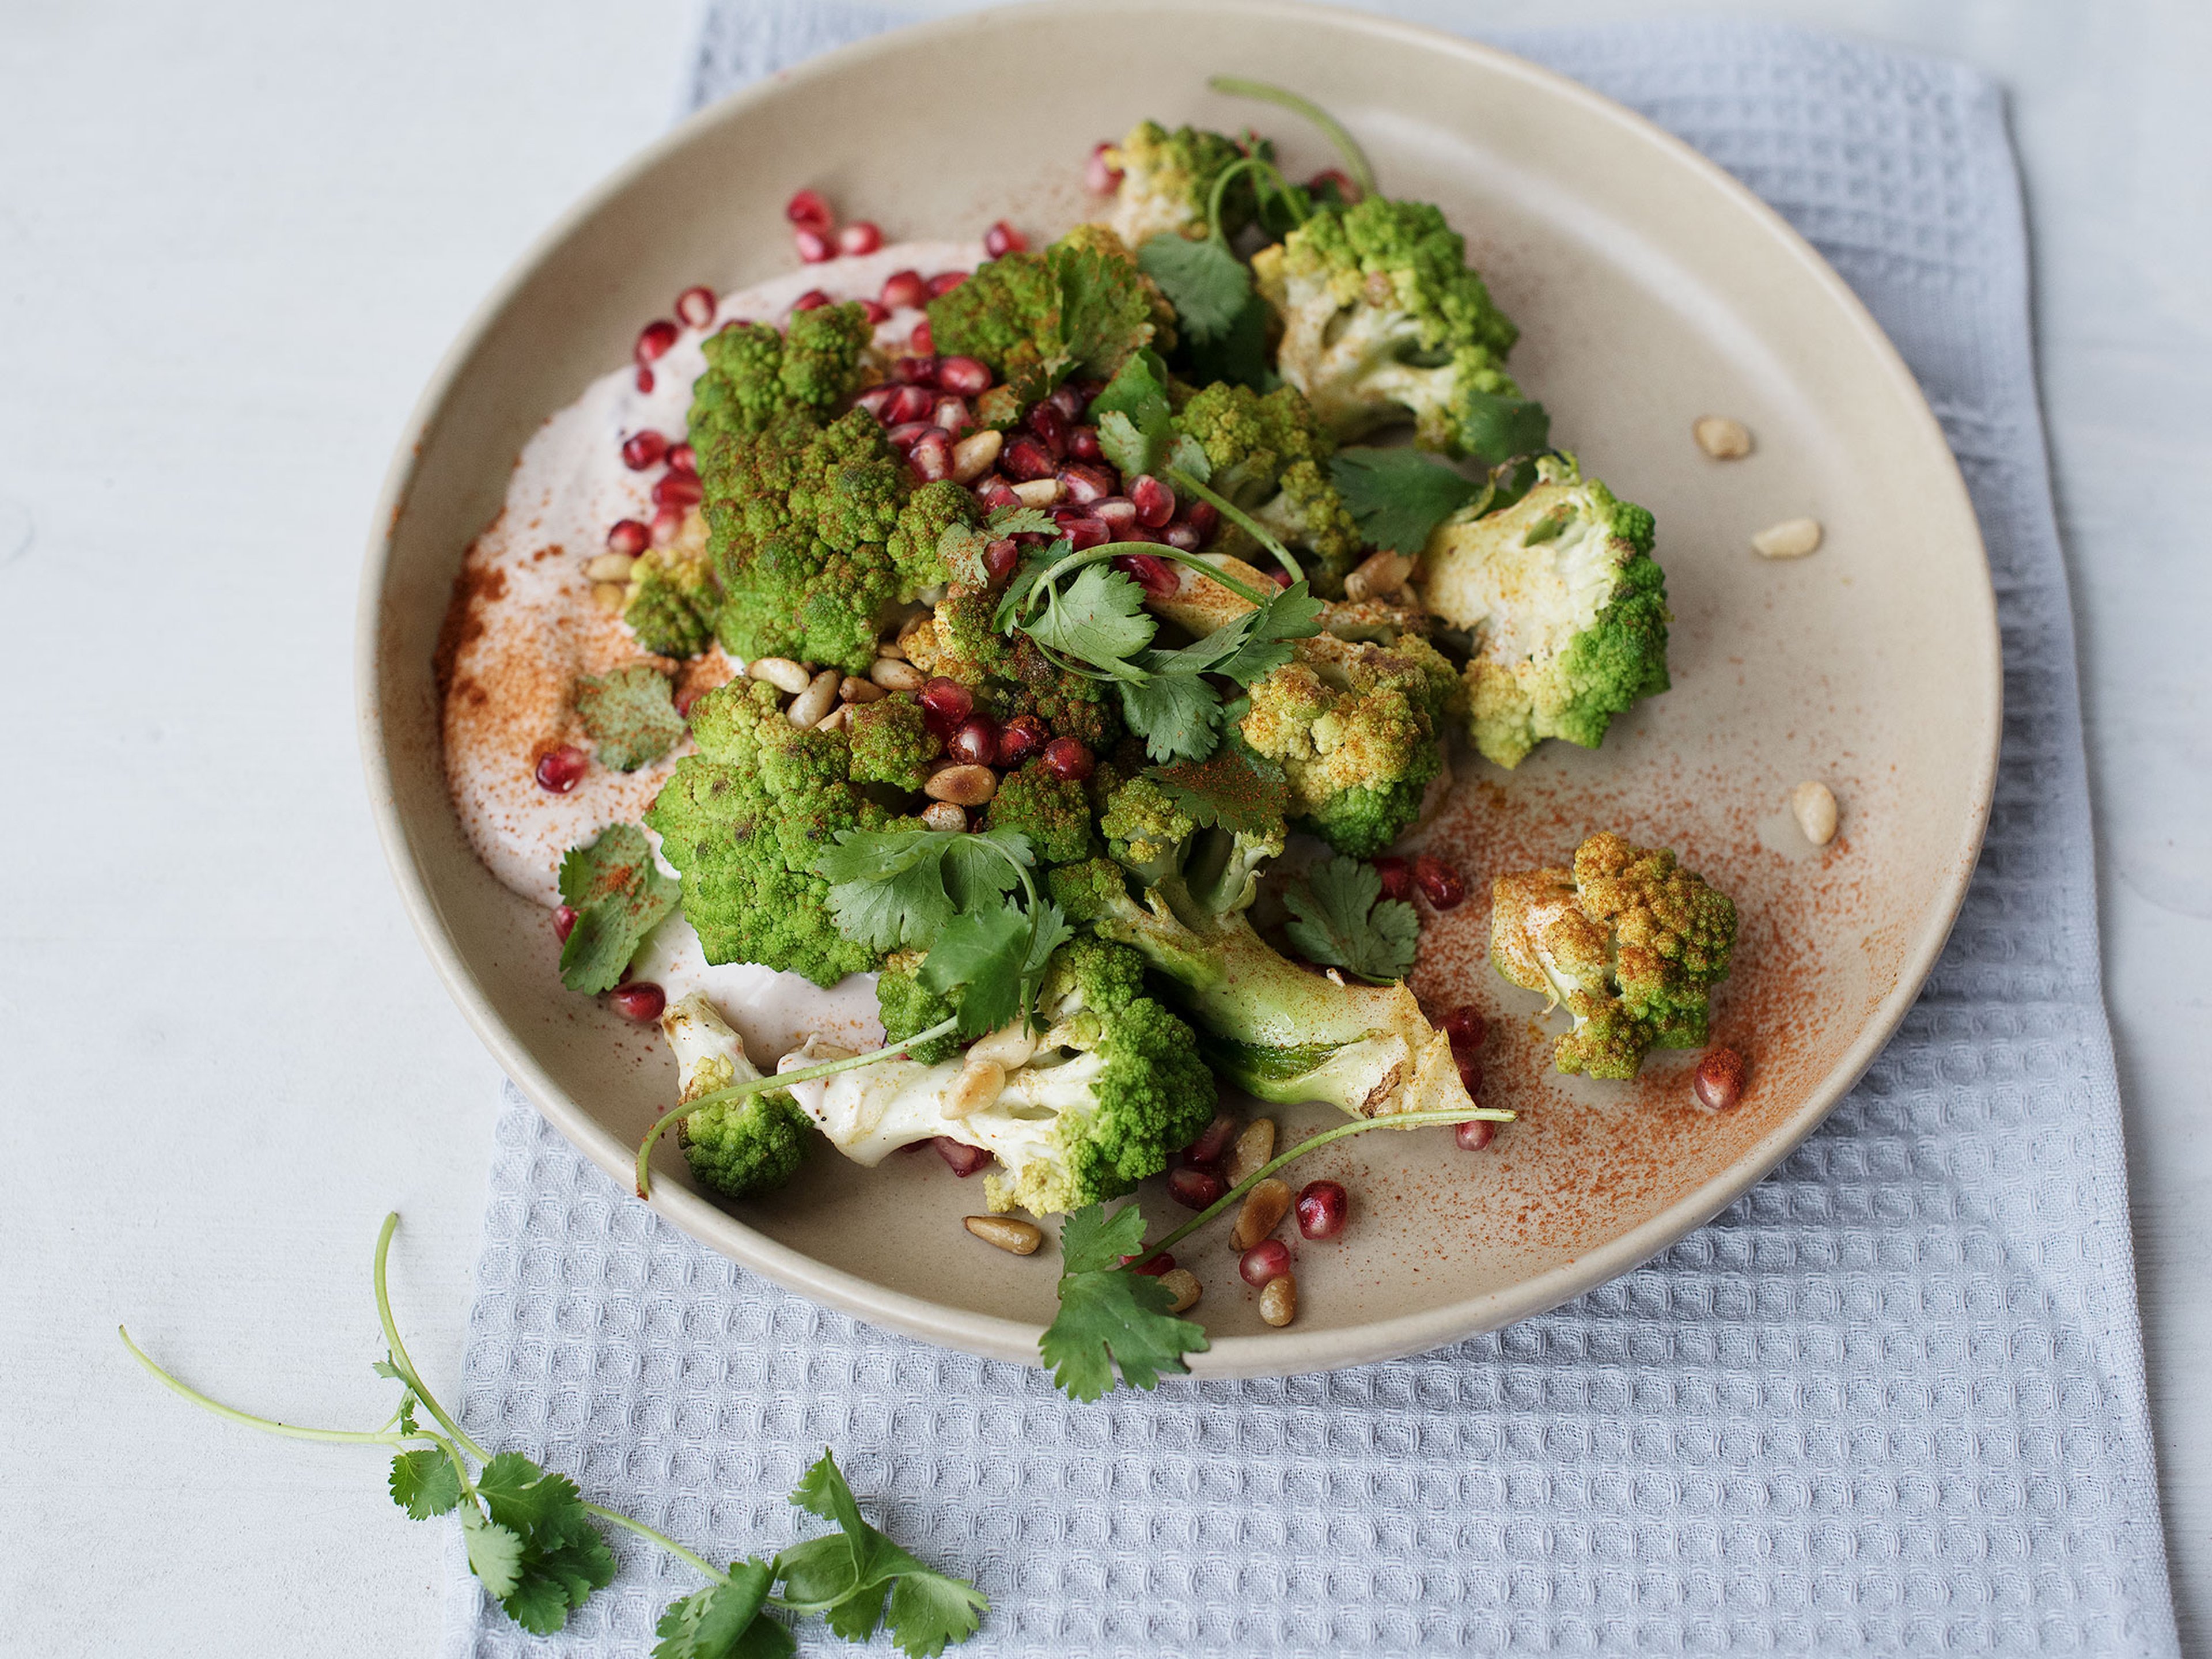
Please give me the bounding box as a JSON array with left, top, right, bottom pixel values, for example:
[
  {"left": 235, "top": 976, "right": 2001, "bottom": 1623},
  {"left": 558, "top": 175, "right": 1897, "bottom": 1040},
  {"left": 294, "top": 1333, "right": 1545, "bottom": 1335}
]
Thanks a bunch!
[
  {"left": 921, "top": 801, "right": 968, "bottom": 832},
  {"left": 941, "top": 1059, "right": 1005, "bottom": 1120},
  {"left": 1159, "top": 1268, "right": 1202, "bottom": 1314},
  {"left": 1226, "top": 1118, "right": 1277, "bottom": 1185},
  {"left": 965, "top": 1021, "right": 1038, "bottom": 1071},
  {"left": 869, "top": 657, "right": 926, "bottom": 691},
  {"left": 840, "top": 675, "right": 887, "bottom": 704},
  {"left": 1694, "top": 415, "right": 1753, "bottom": 459},
  {"left": 1011, "top": 477, "right": 1065, "bottom": 508},
  {"left": 786, "top": 668, "right": 840, "bottom": 728},
  {"left": 924, "top": 763, "right": 998, "bottom": 806},
  {"left": 964, "top": 1214, "right": 1042, "bottom": 1255},
  {"left": 813, "top": 703, "right": 850, "bottom": 733},
  {"left": 877, "top": 641, "right": 908, "bottom": 661},
  {"left": 1752, "top": 517, "right": 1823, "bottom": 558},
  {"left": 1344, "top": 550, "right": 1412, "bottom": 602},
  {"left": 950, "top": 428, "right": 1004, "bottom": 484},
  {"left": 591, "top": 581, "right": 627, "bottom": 613},
  {"left": 1260, "top": 1272, "right": 1297, "bottom": 1327},
  {"left": 1230, "top": 1177, "right": 1293, "bottom": 1251},
  {"left": 585, "top": 551, "right": 637, "bottom": 582},
  {"left": 1791, "top": 780, "right": 1839, "bottom": 845},
  {"left": 748, "top": 656, "right": 813, "bottom": 694}
]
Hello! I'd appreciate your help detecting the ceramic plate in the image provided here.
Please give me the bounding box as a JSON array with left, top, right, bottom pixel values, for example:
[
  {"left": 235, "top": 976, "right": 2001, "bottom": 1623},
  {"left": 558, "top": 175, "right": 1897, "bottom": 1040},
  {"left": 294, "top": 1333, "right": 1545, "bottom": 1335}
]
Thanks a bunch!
[{"left": 358, "top": 0, "right": 1998, "bottom": 1377}]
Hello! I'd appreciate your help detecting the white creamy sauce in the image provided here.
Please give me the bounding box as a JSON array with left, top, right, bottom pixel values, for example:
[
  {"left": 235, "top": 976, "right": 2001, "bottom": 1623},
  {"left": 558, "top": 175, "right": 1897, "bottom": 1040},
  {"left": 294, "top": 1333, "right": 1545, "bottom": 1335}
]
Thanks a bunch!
[{"left": 441, "top": 240, "right": 984, "bottom": 1048}]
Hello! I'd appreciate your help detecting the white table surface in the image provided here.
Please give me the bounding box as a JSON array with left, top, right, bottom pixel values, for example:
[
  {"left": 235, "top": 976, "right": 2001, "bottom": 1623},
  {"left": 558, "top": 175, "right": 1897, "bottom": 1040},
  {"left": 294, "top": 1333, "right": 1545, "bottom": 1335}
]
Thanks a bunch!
[{"left": 1, "top": 2, "right": 2203, "bottom": 1653}]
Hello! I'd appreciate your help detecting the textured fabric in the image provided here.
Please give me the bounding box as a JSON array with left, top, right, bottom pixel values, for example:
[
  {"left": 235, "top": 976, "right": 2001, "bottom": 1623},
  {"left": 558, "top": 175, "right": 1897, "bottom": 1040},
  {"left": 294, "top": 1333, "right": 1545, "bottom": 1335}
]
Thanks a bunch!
[{"left": 444, "top": 13, "right": 2179, "bottom": 1655}]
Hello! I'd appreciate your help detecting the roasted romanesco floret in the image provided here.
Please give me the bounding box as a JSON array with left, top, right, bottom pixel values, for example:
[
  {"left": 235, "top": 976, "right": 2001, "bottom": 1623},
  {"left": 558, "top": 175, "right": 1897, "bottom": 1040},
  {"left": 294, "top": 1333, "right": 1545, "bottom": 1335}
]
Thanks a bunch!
[
  {"left": 875, "top": 949, "right": 962, "bottom": 1066},
  {"left": 660, "top": 992, "right": 810, "bottom": 1198},
  {"left": 621, "top": 512, "right": 718, "bottom": 658},
  {"left": 1101, "top": 119, "right": 1256, "bottom": 248},
  {"left": 925, "top": 226, "right": 1173, "bottom": 404},
  {"left": 1418, "top": 453, "right": 1671, "bottom": 769},
  {"left": 1490, "top": 831, "right": 1737, "bottom": 1080},
  {"left": 1172, "top": 381, "right": 1364, "bottom": 594},
  {"left": 844, "top": 691, "right": 942, "bottom": 791},
  {"left": 983, "top": 759, "right": 1099, "bottom": 867},
  {"left": 899, "top": 586, "right": 1124, "bottom": 752}
]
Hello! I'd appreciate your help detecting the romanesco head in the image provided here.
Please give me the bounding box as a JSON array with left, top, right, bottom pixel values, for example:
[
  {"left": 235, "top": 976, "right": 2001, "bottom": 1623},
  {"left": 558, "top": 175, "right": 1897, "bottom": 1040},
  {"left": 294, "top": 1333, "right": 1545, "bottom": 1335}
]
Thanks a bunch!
[
  {"left": 1098, "top": 776, "right": 1197, "bottom": 887},
  {"left": 1172, "top": 382, "right": 1365, "bottom": 593},
  {"left": 926, "top": 229, "right": 1168, "bottom": 402},
  {"left": 679, "top": 1084, "right": 811, "bottom": 1198},
  {"left": 620, "top": 512, "right": 718, "bottom": 658},
  {"left": 1103, "top": 119, "right": 1253, "bottom": 248},
  {"left": 844, "top": 691, "right": 941, "bottom": 791},
  {"left": 984, "top": 760, "right": 1099, "bottom": 867},
  {"left": 688, "top": 304, "right": 873, "bottom": 454},
  {"left": 876, "top": 948, "right": 962, "bottom": 1065}
]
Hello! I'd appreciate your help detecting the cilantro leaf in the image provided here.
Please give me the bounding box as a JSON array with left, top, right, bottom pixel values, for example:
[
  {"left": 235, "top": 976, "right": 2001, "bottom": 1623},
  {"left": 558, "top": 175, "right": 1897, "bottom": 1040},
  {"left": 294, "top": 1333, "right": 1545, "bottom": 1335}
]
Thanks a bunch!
[
  {"left": 1457, "top": 389, "right": 1551, "bottom": 465},
  {"left": 471, "top": 1452, "right": 619, "bottom": 1634},
  {"left": 1040, "top": 1205, "right": 1209, "bottom": 1400},
  {"left": 815, "top": 828, "right": 1028, "bottom": 952},
  {"left": 983, "top": 505, "right": 1057, "bottom": 537},
  {"left": 1149, "top": 745, "right": 1289, "bottom": 835},
  {"left": 1137, "top": 233, "right": 1253, "bottom": 344},
  {"left": 919, "top": 902, "right": 1031, "bottom": 1037},
  {"left": 1331, "top": 446, "right": 1483, "bottom": 555},
  {"left": 1022, "top": 562, "right": 1156, "bottom": 671},
  {"left": 653, "top": 1558, "right": 783, "bottom": 1659},
  {"left": 1201, "top": 582, "right": 1324, "bottom": 685},
  {"left": 576, "top": 663, "right": 688, "bottom": 771},
  {"left": 886, "top": 1568, "right": 992, "bottom": 1659},
  {"left": 459, "top": 1505, "right": 526, "bottom": 1601},
  {"left": 784, "top": 1452, "right": 986, "bottom": 1659},
  {"left": 388, "top": 1448, "right": 461, "bottom": 1520},
  {"left": 558, "top": 823, "right": 679, "bottom": 995},
  {"left": 1088, "top": 350, "right": 1177, "bottom": 478},
  {"left": 1177, "top": 289, "right": 1274, "bottom": 390},
  {"left": 1284, "top": 855, "right": 1421, "bottom": 983},
  {"left": 1117, "top": 664, "right": 1225, "bottom": 764}
]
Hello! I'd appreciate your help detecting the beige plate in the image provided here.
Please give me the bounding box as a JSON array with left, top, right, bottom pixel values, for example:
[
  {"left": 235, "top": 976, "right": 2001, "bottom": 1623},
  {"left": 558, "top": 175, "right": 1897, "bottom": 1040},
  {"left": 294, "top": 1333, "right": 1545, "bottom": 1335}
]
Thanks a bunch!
[{"left": 358, "top": 0, "right": 1998, "bottom": 1378}]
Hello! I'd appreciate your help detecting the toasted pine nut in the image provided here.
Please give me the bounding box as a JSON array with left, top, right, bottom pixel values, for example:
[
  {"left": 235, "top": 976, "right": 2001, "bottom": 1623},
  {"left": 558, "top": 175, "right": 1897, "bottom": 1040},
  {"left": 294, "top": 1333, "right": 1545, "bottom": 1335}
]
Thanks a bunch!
[
  {"left": 1694, "top": 415, "right": 1753, "bottom": 459},
  {"left": 924, "top": 763, "right": 998, "bottom": 806},
  {"left": 1011, "top": 477, "right": 1065, "bottom": 508},
  {"left": 950, "top": 428, "right": 1004, "bottom": 484},
  {"left": 786, "top": 668, "right": 840, "bottom": 728},
  {"left": 942, "top": 1059, "right": 1005, "bottom": 1120},
  {"left": 1159, "top": 1268, "right": 1202, "bottom": 1314},
  {"left": 1226, "top": 1119, "right": 1277, "bottom": 1186},
  {"left": 1259, "top": 1272, "right": 1297, "bottom": 1327},
  {"left": 1752, "top": 517, "right": 1823, "bottom": 558},
  {"left": 1791, "top": 781, "right": 1839, "bottom": 845},
  {"left": 1345, "top": 549, "right": 1412, "bottom": 601},
  {"left": 1230, "top": 1177, "right": 1293, "bottom": 1251},
  {"left": 840, "top": 675, "right": 887, "bottom": 704},
  {"left": 869, "top": 657, "right": 926, "bottom": 691},
  {"left": 748, "top": 656, "right": 813, "bottom": 694},
  {"left": 591, "top": 581, "right": 627, "bottom": 613},
  {"left": 966, "top": 1021, "right": 1038, "bottom": 1071},
  {"left": 585, "top": 551, "right": 637, "bottom": 582},
  {"left": 964, "top": 1214, "right": 1042, "bottom": 1255},
  {"left": 877, "top": 639, "right": 908, "bottom": 660},
  {"left": 813, "top": 703, "right": 850, "bottom": 733},
  {"left": 921, "top": 801, "right": 968, "bottom": 832}
]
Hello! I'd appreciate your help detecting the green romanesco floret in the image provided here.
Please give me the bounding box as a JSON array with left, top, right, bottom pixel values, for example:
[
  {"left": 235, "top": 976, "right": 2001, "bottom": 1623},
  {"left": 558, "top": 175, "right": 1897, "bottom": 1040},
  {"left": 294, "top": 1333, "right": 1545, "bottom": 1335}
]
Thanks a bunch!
[
  {"left": 644, "top": 678, "right": 901, "bottom": 986},
  {"left": 1418, "top": 453, "right": 1670, "bottom": 769},
  {"left": 620, "top": 510, "right": 718, "bottom": 657},
  {"left": 845, "top": 691, "right": 942, "bottom": 791},
  {"left": 1238, "top": 632, "right": 1460, "bottom": 857},
  {"left": 1102, "top": 119, "right": 1258, "bottom": 249},
  {"left": 875, "top": 948, "right": 961, "bottom": 1066},
  {"left": 660, "top": 992, "right": 810, "bottom": 1198},
  {"left": 1252, "top": 196, "right": 1528, "bottom": 459},
  {"left": 983, "top": 760, "right": 1099, "bottom": 867},
  {"left": 925, "top": 227, "right": 1173, "bottom": 404},
  {"left": 899, "top": 588, "right": 1124, "bottom": 752},
  {"left": 688, "top": 303, "right": 874, "bottom": 452},
  {"left": 1490, "top": 830, "right": 1737, "bottom": 1080},
  {"left": 1173, "top": 381, "right": 1365, "bottom": 595}
]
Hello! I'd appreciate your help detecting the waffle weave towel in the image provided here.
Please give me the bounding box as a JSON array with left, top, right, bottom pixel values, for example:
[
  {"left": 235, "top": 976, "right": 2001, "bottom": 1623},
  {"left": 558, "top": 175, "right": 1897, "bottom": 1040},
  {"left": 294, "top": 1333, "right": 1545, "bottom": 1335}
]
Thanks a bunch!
[{"left": 442, "top": 12, "right": 2179, "bottom": 1654}]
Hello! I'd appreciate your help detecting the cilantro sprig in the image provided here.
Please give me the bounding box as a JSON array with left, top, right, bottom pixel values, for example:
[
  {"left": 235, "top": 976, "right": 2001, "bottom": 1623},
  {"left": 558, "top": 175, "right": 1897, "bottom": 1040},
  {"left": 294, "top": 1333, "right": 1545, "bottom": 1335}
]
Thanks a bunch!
[
  {"left": 1283, "top": 855, "right": 1421, "bottom": 982},
  {"left": 559, "top": 823, "right": 679, "bottom": 995},
  {"left": 1331, "top": 446, "right": 1552, "bottom": 555},
  {"left": 123, "top": 1214, "right": 986, "bottom": 1656}
]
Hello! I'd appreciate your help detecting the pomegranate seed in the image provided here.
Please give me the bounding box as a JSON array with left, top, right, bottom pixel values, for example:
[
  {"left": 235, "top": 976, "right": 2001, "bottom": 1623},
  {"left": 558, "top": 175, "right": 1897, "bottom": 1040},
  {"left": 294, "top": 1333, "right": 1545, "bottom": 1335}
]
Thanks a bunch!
[
  {"left": 1413, "top": 854, "right": 1465, "bottom": 910},
  {"left": 1694, "top": 1047, "right": 1746, "bottom": 1111},
  {"left": 672, "top": 684, "right": 701, "bottom": 719},
  {"left": 881, "top": 269, "right": 927, "bottom": 309},
  {"left": 885, "top": 384, "right": 935, "bottom": 425},
  {"left": 1374, "top": 855, "right": 1412, "bottom": 901},
  {"left": 1454, "top": 1049, "right": 1483, "bottom": 1097},
  {"left": 785, "top": 188, "right": 832, "bottom": 232},
  {"left": 635, "top": 366, "right": 654, "bottom": 393},
  {"left": 1067, "top": 424, "right": 1103, "bottom": 461},
  {"left": 983, "top": 220, "right": 1028, "bottom": 257},
  {"left": 634, "top": 320, "right": 678, "bottom": 365},
  {"left": 1267, "top": 567, "right": 1293, "bottom": 589},
  {"left": 1001, "top": 434, "right": 1058, "bottom": 482},
  {"left": 907, "top": 429, "right": 953, "bottom": 483},
  {"left": 608, "top": 982, "right": 665, "bottom": 1024},
  {"left": 1161, "top": 521, "right": 1202, "bottom": 552},
  {"left": 935, "top": 1137, "right": 991, "bottom": 1176},
  {"left": 653, "top": 472, "right": 704, "bottom": 510},
  {"left": 1456, "top": 1118, "right": 1498, "bottom": 1152},
  {"left": 839, "top": 220, "right": 882, "bottom": 256},
  {"left": 974, "top": 476, "right": 1021, "bottom": 511},
  {"left": 1168, "top": 1165, "right": 1225, "bottom": 1210},
  {"left": 535, "top": 745, "right": 588, "bottom": 793},
  {"left": 919, "top": 677, "right": 975, "bottom": 734},
  {"left": 790, "top": 289, "right": 831, "bottom": 313},
  {"left": 855, "top": 384, "right": 899, "bottom": 419},
  {"left": 1092, "top": 497, "right": 1138, "bottom": 530},
  {"left": 909, "top": 320, "right": 934, "bottom": 354},
  {"left": 936, "top": 355, "right": 992, "bottom": 396},
  {"left": 927, "top": 271, "right": 968, "bottom": 296},
  {"left": 1296, "top": 1180, "right": 1348, "bottom": 1239},
  {"left": 620, "top": 429, "right": 668, "bottom": 470},
  {"left": 1182, "top": 500, "right": 1219, "bottom": 540},
  {"left": 948, "top": 716, "right": 999, "bottom": 766},
  {"left": 551, "top": 904, "right": 578, "bottom": 943},
  {"left": 1060, "top": 516, "right": 1110, "bottom": 551},
  {"left": 1026, "top": 400, "right": 1070, "bottom": 457},
  {"left": 674, "top": 285, "right": 717, "bottom": 327},
  {"left": 982, "top": 537, "right": 1020, "bottom": 583},
  {"left": 933, "top": 396, "right": 974, "bottom": 436},
  {"left": 1113, "top": 552, "right": 1180, "bottom": 600},
  {"left": 1086, "top": 141, "right": 1125, "bottom": 194},
  {"left": 1047, "top": 384, "right": 1087, "bottom": 421},
  {"left": 859, "top": 298, "right": 891, "bottom": 325},
  {"left": 885, "top": 421, "right": 931, "bottom": 453},
  {"left": 893, "top": 355, "right": 940, "bottom": 387},
  {"left": 607, "top": 518, "right": 650, "bottom": 556},
  {"left": 1124, "top": 1252, "right": 1176, "bottom": 1277},
  {"left": 1128, "top": 473, "right": 1176, "bottom": 527},
  {"left": 1240, "top": 1240, "right": 1291, "bottom": 1287},
  {"left": 1306, "top": 166, "right": 1362, "bottom": 204},
  {"left": 1113, "top": 524, "right": 1162, "bottom": 545},
  {"left": 1186, "top": 1111, "right": 1240, "bottom": 1165},
  {"left": 1442, "top": 1006, "right": 1487, "bottom": 1051},
  {"left": 794, "top": 226, "right": 834, "bottom": 263},
  {"left": 666, "top": 442, "right": 698, "bottom": 475},
  {"left": 996, "top": 714, "right": 1048, "bottom": 767},
  {"left": 1041, "top": 737, "right": 1094, "bottom": 782},
  {"left": 651, "top": 506, "right": 685, "bottom": 547}
]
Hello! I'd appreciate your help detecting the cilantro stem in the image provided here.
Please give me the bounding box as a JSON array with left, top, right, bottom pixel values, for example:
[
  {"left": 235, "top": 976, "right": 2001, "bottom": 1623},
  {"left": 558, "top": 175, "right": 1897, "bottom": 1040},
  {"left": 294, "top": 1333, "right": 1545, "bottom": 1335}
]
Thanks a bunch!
[
  {"left": 634, "top": 1014, "right": 964, "bottom": 1199},
  {"left": 1167, "top": 469, "right": 1303, "bottom": 584},
  {"left": 1208, "top": 77, "right": 1378, "bottom": 198},
  {"left": 1134, "top": 1106, "right": 1516, "bottom": 1267},
  {"left": 119, "top": 1325, "right": 422, "bottom": 1448},
  {"left": 581, "top": 1501, "right": 730, "bottom": 1584},
  {"left": 371, "top": 1211, "right": 488, "bottom": 1463},
  {"left": 1203, "top": 153, "right": 1302, "bottom": 242}
]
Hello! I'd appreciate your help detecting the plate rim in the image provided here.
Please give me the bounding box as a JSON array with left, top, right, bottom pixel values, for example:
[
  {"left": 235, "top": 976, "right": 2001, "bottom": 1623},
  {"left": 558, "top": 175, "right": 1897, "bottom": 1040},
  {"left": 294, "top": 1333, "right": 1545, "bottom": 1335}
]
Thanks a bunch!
[{"left": 355, "top": 0, "right": 2002, "bottom": 1380}]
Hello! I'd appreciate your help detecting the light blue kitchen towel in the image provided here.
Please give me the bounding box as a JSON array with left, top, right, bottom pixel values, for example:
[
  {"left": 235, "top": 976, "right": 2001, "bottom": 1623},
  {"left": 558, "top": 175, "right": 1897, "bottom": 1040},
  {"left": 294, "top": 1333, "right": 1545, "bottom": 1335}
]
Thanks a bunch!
[{"left": 442, "top": 11, "right": 2180, "bottom": 1655}]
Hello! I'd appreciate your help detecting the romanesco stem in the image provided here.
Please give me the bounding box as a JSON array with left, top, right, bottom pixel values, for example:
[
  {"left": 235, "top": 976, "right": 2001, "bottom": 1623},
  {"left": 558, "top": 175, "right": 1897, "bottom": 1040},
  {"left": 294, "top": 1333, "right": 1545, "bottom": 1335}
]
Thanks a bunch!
[
  {"left": 372, "top": 1212, "right": 488, "bottom": 1463},
  {"left": 1136, "top": 1107, "right": 1516, "bottom": 1264},
  {"left": 1207, "top": 76, "right": 1378, "bottom": 197},
  {"left": 1167, "top": 469, "right": 1304, "bottom": 584},
  {"left": 119, "top": 1325, "right": 427, "bottom": 1448}
]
